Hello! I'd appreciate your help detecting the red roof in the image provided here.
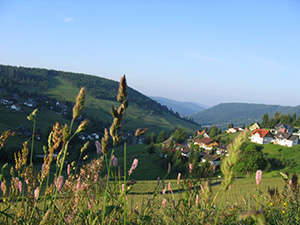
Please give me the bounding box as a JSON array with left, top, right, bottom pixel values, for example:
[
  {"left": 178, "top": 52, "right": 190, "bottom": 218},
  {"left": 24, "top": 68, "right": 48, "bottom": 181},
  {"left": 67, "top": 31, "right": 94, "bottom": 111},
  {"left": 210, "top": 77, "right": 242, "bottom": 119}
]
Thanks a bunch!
[
  {"left": 251, "top": 129, "right": 270, "bottom": 138},
  {"left": 199, "top": 137, "right": 214, "bottom": 145},
  {"left": 198, "top": 130, "right": 206, "bottom": 135}
]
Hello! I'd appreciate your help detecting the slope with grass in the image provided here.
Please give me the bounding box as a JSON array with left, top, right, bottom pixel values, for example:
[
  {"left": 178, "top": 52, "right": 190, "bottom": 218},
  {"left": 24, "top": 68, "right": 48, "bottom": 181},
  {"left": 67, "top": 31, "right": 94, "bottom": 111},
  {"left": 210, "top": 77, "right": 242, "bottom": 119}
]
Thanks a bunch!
[{"left": 0, "top": 64, "right": 200, "bottom": 134}]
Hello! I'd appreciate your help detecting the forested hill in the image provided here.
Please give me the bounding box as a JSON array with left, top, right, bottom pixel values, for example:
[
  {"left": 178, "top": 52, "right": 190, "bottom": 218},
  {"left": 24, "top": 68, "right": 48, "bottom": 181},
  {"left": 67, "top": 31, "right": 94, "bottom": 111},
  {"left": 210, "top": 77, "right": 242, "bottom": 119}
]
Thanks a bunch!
[
  {"left": 0, "top": 64, "right": 199, "bottom": 132},
  {"left": 191, "top": 103, "right": 300, "bottom": 128}
]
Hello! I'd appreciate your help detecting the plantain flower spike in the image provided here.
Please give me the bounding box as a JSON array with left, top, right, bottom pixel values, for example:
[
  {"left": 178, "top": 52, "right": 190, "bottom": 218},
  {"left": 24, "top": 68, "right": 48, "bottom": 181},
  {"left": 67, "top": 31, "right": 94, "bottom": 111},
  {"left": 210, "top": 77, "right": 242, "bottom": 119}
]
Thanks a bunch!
[
  {"left": 101, "top": 128, "right": 109, "bottom": 154},
  {"left": 117, "top": 75, "right": 127, "bottom": 103},
  {"left": 77, "top": 120, "right": 89, "bottom": 133},
  {"left": 73, "top": 87, "right": 86, "bottom": 120},
  {"left": 135, "top": 128, "right": 148, "bottom": 137}
]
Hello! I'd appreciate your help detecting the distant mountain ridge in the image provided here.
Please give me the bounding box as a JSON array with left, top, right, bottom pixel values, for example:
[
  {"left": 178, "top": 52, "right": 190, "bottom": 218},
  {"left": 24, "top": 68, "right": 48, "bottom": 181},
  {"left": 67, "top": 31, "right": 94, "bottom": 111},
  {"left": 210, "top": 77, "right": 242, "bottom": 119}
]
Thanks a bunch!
[
  {"left": 191, "top": 102, "right": 300, "bottom": 128},
  {"left": 150, "top": 96, "right": 206, "bottom": 116}
]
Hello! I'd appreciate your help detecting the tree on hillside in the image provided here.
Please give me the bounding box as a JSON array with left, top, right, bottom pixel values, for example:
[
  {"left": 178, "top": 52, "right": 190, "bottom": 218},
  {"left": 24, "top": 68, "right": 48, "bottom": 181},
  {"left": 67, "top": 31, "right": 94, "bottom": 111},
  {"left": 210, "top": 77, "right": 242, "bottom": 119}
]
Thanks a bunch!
[
  {"left": 157, "top": 130, "right": 168, "bottom": 143},
  {"left": 145, "top": 132, "right": 156, "bottom": 145},
  {"left": 209, "top": 126, "right": 219, "bottom": 138},
  {"left": 172, "top": 127, "right": 187, "bottom": 144},
  {"left": 235, "top": 144, "right": 267, "bottom": 176},
  {"left": 280, "top": 114, "right": 292, "bottom": 124},
  {"left": 228, "top": 123, "right": 234, "bottom": 129},
  {"left": 261, "top": 113, "right": 269, "bottom": 128}
]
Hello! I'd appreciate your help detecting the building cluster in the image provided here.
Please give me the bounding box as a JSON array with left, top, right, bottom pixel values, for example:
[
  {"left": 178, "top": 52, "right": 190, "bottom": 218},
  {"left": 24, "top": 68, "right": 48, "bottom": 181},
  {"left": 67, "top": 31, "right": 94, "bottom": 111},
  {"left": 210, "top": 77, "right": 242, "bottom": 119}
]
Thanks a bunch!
[{"left": 250, "top": 123, "right": 299, "bottom": 147}]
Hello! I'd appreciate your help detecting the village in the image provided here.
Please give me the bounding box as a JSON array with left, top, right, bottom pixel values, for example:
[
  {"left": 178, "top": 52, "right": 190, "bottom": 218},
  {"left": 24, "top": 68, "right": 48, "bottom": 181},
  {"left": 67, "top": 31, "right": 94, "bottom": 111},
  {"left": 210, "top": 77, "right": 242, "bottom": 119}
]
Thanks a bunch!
[{"left": 159, "top": 122, "right": 300, "bottom": 169}]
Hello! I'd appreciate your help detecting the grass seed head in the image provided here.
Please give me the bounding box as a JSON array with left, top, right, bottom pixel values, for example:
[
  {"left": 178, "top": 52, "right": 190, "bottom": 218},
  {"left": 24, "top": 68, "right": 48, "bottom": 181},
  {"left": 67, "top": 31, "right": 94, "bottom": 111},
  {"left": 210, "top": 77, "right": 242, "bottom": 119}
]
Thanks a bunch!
[{"left": 72, "top": 87, "right": 86, "bottom": 120}]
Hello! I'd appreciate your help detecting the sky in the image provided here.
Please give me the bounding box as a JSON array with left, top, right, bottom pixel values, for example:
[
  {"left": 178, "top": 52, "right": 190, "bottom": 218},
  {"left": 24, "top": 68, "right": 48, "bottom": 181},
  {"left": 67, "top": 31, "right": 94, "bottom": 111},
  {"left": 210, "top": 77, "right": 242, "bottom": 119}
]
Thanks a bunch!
[{"left": 0, "top": 0, "right": 299, "bottom": 107}]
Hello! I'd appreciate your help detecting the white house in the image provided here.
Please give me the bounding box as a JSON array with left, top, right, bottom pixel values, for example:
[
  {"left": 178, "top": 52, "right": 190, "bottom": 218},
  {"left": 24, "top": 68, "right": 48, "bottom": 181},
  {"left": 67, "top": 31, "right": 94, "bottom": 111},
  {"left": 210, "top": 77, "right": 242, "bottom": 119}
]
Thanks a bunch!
[
  {"left": 250, "top": 129, "right": 273, "bottom": 144},
  {"left": 11, "top": 104, "right": 21, "bottom": 111},
  {"left": 273, "top": 132, "right": 299, "bottom": 147},
  {"left": 201, "top": 154, "right": 220, "bottom": 166}
]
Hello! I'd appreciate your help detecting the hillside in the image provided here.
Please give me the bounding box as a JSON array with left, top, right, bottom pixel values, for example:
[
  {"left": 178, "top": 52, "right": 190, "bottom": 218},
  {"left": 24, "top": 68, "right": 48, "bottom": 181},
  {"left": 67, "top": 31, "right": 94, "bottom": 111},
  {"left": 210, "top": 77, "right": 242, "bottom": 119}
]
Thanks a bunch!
[
  {"left": 150, "top": 96, "right": 206, "bottom": 116},
  {"left": 0, "top": 65, "right": 200, "bottom": 135},
  {"left": 191, "top": 103, "right": 300, "bottom": 128}
]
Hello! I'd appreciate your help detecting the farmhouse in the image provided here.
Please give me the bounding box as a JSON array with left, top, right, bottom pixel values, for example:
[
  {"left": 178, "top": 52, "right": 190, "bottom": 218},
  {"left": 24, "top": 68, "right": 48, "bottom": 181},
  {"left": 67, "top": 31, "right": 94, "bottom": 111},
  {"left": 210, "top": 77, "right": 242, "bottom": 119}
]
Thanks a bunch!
[
  {"left": 11, "top": 104, "right": 21, "bottom": 111},
  {"left": 250, "top": 129, "right": 273, "bottom": 144},
  {"left": 226, "top": 128, "right": 239, "bottom": 133},
  {"left": 275, "top": 123, "right": 294, "bottom": 133},
  {"left": 215, "top": 143, "right": 228, "bottom": 155},
  {"left": 201, "top": 154, "right": 220, "bottom": 166},
  {"left": 249, "top": 122, "right": 261, "bottom": 131},
  {"left": 194, "top": 137, "right": 218, "bottom": 150},
  {"left": 273, "top": 132, "right": 299, "bottom": 147}
]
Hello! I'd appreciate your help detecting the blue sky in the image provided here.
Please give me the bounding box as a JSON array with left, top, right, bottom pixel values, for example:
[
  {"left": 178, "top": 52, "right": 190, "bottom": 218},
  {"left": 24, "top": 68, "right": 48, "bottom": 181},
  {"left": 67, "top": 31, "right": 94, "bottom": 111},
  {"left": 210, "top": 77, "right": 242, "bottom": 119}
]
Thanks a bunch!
[{"left": 0, "top": 0, "right": 299, "bottom": 106}]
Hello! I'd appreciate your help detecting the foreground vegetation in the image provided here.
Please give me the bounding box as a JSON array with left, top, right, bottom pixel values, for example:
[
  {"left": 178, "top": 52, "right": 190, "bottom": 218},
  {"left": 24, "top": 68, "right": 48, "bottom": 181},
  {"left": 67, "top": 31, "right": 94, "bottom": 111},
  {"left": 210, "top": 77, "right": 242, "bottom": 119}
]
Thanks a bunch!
[{"left": 0, "top": 76, "right": 300, "bottom": 224}]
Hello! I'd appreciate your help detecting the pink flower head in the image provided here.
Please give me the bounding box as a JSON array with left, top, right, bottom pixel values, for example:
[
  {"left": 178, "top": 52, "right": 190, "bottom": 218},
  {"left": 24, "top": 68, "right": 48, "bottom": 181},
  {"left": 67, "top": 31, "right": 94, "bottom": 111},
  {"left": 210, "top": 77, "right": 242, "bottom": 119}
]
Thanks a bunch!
[
  {"left": 177, "top": 173, "right": 181, "bottom": 185},
  {"left": 95, "top": 141, "right": 101, "bottom": 154},
  {"left": 1, "top": 181, "right": 5, "bottom": 193},
  {"left": 18, "top": 181, "right": 22, "bottom": 193},
  {"left": 34, "top": 187, "right": 39, "bottom": 200},
  {"left": 76, "top": 177, "right": 81, "bottom": 190},
  {"left": 122, "top": 184, "right": 125, "bottom": 191},
  {"left": 196, "top": 194, "right": 199, "bottom": 206},
  {"left": 88, "top": 194, "right": 95, "bottom": 210},
  {"left": 162, "top": 198, "right": 167, "bottom": 208},
  {"left": 128, "top": 159, "right": 138, "bottom": 175},
  {"left": 162, "top": 187, "right": 167, "bottom": 195},
  {"left": 94, "top": 173, "right": 99, "bottom": 183},
  {"left": 41, "top": 164, "right": 45, "bottom": 174},
  {"left": 289, "top": 179, "right": 293, "bottom": 190},
  {"left": 189, "top": 163, "right": 193, "bottom": 173},
  {"left": 56, "top": 175, "right": 64, "bottom": 192},
  {"left": 168, "top": 182, "right": 172, "bottom": 192},
  {"left": 256, "top": 170, "right": 262, "bottom": 186},
  {"left": 67, "top": 164, "right": 70, "bottom": 175},
  {"left": 118, "top": 166, "right": 121, "bottom": 179},
  {"left": 200, "top": 185, "right": 205, "bottom": 194},
  {"left": 112, "top": 155, "right": 118, "bottom": 167}
]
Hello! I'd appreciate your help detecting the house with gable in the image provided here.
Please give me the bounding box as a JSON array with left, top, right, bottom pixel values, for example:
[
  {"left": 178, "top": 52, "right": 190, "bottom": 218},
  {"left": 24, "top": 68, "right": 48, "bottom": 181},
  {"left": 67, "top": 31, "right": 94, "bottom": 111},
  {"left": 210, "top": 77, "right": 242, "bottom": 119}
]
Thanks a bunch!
[
  {"left": 201, "top": 154, "right": 220, "bottom": 166},
  {"left": 273, "top": 132, "right": 299, "bottom": 147},
  {"left": 194, "top": 137, "right": 218, "bottom": 150},
  {"left": 250, "top": 129, "right": 273, "bottom": 144},
  {"left": 215, "top": 143, "right": 228, "bottom": 155},
  {"left": 275, "top": 123, "right": 294, "bottom": 133},
  {"left": 249, "top": 122, "right": 261, "bottom": 131},
  {"left": 11, "top": 104, "right": 21, "bottom": 111}
]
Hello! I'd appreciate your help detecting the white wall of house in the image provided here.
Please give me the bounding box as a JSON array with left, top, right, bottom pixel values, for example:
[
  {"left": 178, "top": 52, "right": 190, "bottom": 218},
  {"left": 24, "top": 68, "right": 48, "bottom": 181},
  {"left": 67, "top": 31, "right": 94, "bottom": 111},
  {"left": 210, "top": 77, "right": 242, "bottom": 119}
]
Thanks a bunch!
[
  {"left": 275, "top": 138, "right": 298, "bottom": 147},
  {"left": 250, "top": 134, "right": 273, "bottom": 144}
]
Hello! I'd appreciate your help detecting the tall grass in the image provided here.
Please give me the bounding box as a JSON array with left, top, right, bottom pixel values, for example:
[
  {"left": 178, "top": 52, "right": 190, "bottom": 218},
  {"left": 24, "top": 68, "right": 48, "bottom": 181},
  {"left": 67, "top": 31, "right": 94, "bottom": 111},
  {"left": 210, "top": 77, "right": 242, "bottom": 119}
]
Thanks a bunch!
[{"left": 0, "top": 76, "right": 299, "bottom": 224}]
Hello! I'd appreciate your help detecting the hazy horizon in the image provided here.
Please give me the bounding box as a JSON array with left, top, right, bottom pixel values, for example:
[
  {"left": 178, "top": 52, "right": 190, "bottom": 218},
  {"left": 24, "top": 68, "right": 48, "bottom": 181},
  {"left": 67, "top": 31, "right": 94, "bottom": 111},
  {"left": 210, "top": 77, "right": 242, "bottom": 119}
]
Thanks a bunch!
[{"left": 1, "top": 1, "right": 299, "bottom": 106}]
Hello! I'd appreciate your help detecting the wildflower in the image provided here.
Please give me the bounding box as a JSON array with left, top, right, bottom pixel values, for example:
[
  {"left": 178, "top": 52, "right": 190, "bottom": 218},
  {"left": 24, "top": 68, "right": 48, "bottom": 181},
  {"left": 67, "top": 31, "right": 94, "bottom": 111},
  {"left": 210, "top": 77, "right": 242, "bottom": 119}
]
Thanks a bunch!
[
  {"left": 200, "top": 185, "right": 205, "bottom": 194},
  {"left": 94, "top": 173, "right": 99, "bottom": 183},
  {"left": 41, "top": 164, "right": 45, "bottom": 174},
  {"left": 196, "top": 194, "right": 199, "bottom": 206},
  {"left": 177, "top": 173, "right": 181, "bottom": 184},
  {"left": 88, "top": 195, "right": 95, "bottom": 210},
  {"left": 122, "top": 184, "right": 125, "bottom": 191},
  {"left": 157, "top": 177, "right": 160, "bottom": 186},
  {"left": 162, "top": 188, "right": 167, "bottom": 195},
  {"left": 282, "top": 210, "right": 286, "bottom": 214},
  {"left": 56, "top": 175, "right": 64, "bottom": 192},
  {"left": 162, "top": 180, "right": 165, "bottom": 189},
  {"left": 256, "top": 170, "right": 262, "bottom": 186},
  {"left": 1, "top": 181, "right": 6, "bottom": 194},
  {"left": 83, "top": 155, "right": 88, "bottom": 160},
  {"left": 118, "top": 166, "right": 121, "bottom": 179},
  {"left": 283, "top": 202, "right": 288, "bottom": 207},
  {"left": 95, "top": 141, "right": 101, "bottom": 154},
  {"left": 168, "top": 182, "right": 172, "bottom": 192},
  {"left": 289, "top": 179, "right": 292, "bottom": 190},
  {"left": 76, "top": 177, "right": 81, "bottom": 190},
  {"left": 189, "top": 163, "right": 193, "bottom": 173},
  {"left": 18, "top": 181, "right": 22, "bottom": 193},
  {"left": 34, "top": 187, "right": 39, "bottom": 200},
  {"left": 112, "top": 155, "right": 118, "bottom": 167},
  {"left": 67, "top": 164, "right": 70, "bottom": 175},
  {"left": 270, "top": 202, "right": 274, "bottom": 206},
  {"left": 128, "top": 159, "right": 138, "bottom": 175},
  {"left": 162, "top": 198, "right": 167, "bottom": 208}
]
